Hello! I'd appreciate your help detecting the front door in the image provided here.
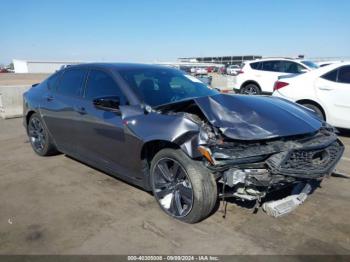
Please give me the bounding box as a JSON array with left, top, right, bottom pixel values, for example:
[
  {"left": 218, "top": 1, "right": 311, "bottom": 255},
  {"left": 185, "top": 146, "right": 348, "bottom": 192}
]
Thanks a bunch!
[{"left": 74, "top": 69, "right": 133, "bottom": 175}]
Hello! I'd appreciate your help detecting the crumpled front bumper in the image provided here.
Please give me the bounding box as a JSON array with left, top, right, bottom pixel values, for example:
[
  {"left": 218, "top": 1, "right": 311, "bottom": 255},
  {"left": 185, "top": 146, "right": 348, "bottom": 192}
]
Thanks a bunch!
[
  {"left": 205, "top": 129, "right": 344, "bottom": 213},
  {"left": 208, "top": 129, "right": 344, "bottom": 180}
]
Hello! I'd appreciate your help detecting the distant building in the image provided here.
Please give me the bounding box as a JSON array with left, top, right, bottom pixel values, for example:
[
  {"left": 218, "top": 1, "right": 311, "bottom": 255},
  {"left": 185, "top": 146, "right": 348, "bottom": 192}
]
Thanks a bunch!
[
  {"left": 13, "top": 59, "right": 83, "bottom": 73},
  {"left": 178, "top": 55, "right": 262, "bottom": 65}
]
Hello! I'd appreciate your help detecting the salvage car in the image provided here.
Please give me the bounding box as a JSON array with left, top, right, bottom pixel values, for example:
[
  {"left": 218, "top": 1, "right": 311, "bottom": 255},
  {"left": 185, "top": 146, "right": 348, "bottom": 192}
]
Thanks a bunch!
[{"left": 23, "top": 63, "right": 344, "bottom": 223}]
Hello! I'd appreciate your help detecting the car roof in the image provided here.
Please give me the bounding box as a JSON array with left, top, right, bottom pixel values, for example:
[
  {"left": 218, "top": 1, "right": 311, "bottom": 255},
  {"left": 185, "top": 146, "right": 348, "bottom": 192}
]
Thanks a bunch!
[
  {"left": 317, "top": 60, "right": 346, "bottom": 65},
  {"left": 315, "top": 61, "right": 350, "bottom": 72},
  {"left": 245, "top": 58, "right": 307, "bottom": 63},
  {"left": 288, "top": 61, "right": 350, "bottom": 79},
  {"left": 61, "top": 62, "right": 174, "bottom": 71}
]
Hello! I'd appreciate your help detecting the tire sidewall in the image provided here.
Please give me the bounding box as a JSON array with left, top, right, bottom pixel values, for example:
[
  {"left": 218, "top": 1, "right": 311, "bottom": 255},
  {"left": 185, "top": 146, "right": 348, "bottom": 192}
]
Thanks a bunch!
[
  {"left": 150, "top": 148, "right": 216, "bottom": 223},
  {"left": 241, "top": 84, "right": 260, "bottom": 95},
  {"left": 28, "top": 113, "right": 51, "bottom": 156}
]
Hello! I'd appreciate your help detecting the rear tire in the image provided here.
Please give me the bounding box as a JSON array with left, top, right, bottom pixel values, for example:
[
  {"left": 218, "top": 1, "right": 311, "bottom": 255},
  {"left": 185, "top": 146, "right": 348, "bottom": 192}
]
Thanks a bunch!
[
  {"left": 27, "top": 113, "right": 59, "bottom": 156},
  {"left": 240, "top": 83, "right": 261, "bottom": 95},
  {"left": 150, "top": 148, "right": 217, "bottom": 223},
  {"left": 300, "top": 103, "right": 325, "bottom": 121}
]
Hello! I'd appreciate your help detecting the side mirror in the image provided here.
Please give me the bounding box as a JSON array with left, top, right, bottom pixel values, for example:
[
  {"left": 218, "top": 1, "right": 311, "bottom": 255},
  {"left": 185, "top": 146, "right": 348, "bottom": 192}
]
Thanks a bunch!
[
  {"left": 93, "top": 96, "right": 121, "bottom": 112},
  {"left": 300, "top": 69, "right": 308, "bottom": 74}
]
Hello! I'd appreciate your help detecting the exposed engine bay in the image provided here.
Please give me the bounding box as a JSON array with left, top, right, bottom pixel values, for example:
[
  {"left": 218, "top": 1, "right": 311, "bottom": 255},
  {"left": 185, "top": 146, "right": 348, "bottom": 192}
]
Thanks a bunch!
[{"left": 155, "top": 94, "right": 345, "bottom": 217}]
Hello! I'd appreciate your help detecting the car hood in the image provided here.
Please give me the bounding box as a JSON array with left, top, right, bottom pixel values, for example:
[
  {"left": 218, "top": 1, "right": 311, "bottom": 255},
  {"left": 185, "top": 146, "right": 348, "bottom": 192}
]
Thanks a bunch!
[{"left": 159, "top": 94, "right": 322, "bottom": 140}]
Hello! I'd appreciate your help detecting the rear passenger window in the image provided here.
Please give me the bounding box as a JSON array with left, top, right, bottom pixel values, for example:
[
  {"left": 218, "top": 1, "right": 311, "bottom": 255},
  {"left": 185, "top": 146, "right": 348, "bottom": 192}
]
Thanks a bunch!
[
  {"left": 57, "top": 69, "right": 86, "bottom": 96},
  {"left": 47, "top": 71, "right": 62, "bottom": 90},
  {"left": 262, "top": 61, "right": 281, "bottom": 72},
  {"left": 321, "top": 70, "right": 338, "bottom": 82},
  {"left": 250, "top": 62, "right": 261, "bottom": 70},
  {"left": 85, "top": 70, "right": 128, "bottom": 104},
  {"left": 337, "top": 66, "right": 350, "bottom": 84},
  {"left": 281, "top": 62, "right": 306, "bottom": 74}
]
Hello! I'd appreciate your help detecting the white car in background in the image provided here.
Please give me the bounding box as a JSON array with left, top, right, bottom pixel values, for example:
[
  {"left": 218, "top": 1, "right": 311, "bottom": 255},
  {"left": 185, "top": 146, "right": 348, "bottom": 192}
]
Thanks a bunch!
[
  {"left": 226, "top": 64, "right": 241, "bottom": 75},
  {"left": 191, "top": 67, "right": 208, "bottom": 75},
  {"left": 273, "top": 62, "right": 350, "bottom": 129},
  {"left": 195, "top": 67, "right": 208, "bottom": 75},
  {"left": 234, "top": 58, "right": 319, "bottom": 95}
]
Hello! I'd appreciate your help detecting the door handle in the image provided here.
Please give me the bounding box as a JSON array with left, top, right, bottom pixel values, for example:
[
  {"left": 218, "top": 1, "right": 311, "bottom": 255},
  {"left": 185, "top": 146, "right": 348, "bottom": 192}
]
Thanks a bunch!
[
  {"left": 45, "top": 95, "right": 54, "bottom": 101},
  {"left": 318, "top": 86, "right": 333, "bottom": 91},
  {"left": 74, "top": 106, "right": 86, "bottom": 115}
]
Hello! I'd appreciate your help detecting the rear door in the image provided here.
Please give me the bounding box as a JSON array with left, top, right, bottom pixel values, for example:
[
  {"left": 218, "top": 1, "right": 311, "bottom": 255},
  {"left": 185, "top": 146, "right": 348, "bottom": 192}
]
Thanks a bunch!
[
  {"left": 259, "top": 60, "right": 284, "bottom": 92},
  {"left": 316, "top": 65, "right": 350, "bottom": 127},
  {"left": 41, "top": 68, "right": 87, "bottom": 154},
  {"left": 281, "top": 61, "right": 307, "bottom": 75}
]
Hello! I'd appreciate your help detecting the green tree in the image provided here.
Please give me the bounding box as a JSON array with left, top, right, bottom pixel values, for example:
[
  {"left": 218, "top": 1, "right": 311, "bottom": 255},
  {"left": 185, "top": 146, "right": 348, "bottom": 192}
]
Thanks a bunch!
[{"left": 7, "top": 63, "right": 14, "bottom": 70}]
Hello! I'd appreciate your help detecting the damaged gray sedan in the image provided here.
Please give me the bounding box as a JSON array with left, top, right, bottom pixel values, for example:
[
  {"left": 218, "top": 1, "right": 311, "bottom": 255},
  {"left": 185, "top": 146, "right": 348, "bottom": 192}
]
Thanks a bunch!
[{"left": 23, "top": 63, "right": 344, "bottom": 223}]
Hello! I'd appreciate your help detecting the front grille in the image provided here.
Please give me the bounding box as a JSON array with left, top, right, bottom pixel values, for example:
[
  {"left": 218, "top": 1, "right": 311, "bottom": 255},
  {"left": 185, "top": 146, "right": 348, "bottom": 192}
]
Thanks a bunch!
[{"left": 267, "top": 140, "right": 344, "bottom": 178}]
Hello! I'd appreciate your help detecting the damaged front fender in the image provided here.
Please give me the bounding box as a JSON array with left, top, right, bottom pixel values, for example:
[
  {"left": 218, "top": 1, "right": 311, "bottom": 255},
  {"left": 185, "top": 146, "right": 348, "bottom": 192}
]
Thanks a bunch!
[{"left": 120, "top": 105, "right": 204, "bottom": 158}]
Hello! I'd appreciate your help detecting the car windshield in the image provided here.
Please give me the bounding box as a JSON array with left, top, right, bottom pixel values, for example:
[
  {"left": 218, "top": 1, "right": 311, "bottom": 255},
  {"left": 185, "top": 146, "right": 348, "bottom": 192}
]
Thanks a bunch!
[
  {"left": 118, "top": 67, "right": 218, "bottom": 107},
  {"left": 301, "top": 61, "right": 319, "bottom": 69}
]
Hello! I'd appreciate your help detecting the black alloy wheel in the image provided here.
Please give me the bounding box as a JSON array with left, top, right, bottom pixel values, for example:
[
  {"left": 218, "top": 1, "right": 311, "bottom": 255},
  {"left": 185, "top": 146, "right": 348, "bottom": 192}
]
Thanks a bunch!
[
  {"left": 27, "top": 113, "right": 59, "bottom": 156},
  {"left": 150, "top": 148, "right": 217, "bottom": 223},
  {"left": 28, "top": 116, "right": 47, "bottom": 153},
  {"left": 152, "top": 157, "right": 194, "bottom": 218}
]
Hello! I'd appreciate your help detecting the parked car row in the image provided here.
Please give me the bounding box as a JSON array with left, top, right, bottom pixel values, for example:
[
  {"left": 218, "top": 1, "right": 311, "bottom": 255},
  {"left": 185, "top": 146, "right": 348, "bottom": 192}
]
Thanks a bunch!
[
  {"left": 226, "top": 64, "right": 242, "bottom": 75},
  {"left": 181, "top": 65, "right": 244, "bottom": 76},
  {"left": 190, "top": 67, "right": 208, "bottom": 75},
  {"left": 0, "top": 68, "right": 13, "bottom": 73}
]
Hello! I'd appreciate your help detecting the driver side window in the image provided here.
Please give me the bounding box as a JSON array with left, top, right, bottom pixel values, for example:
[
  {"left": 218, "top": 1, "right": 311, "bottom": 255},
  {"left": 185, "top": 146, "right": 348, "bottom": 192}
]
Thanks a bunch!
[
  {"left": 170, "top": 76, "right": 196, "bottom": 93},
  {"left": 85, "top": 69, "right": 128, "bottom": 105}
]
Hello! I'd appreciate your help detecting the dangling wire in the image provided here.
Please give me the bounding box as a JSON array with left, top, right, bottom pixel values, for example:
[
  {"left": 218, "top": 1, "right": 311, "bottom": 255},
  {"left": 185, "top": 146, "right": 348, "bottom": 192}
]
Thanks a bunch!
[
  {"left": 222, "top": 175, "right": 228, "bottom": 219},
  {"left": 223, "top": 200, "right": 228, "bottom": 218},
  {"left": 253, "top": 196, "right": 261, "bottom": 214}
]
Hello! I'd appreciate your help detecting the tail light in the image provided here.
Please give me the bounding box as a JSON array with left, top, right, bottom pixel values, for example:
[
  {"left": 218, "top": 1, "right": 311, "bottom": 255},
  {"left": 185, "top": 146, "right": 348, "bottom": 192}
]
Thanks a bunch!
[
  {"left": 274, "top": 81, "right": 289, "bottom": 91},
  {"left": 237, "top": 70, "right": 244, "bottom": 74}
]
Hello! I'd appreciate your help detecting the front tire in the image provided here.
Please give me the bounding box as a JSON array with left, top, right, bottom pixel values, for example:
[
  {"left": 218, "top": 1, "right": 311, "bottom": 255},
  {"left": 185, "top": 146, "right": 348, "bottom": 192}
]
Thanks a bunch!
[
  {"left": 27, "top": 113, "right": 59, "bottom": 156},
  {"left": 150, "top": 148, "right": 217, "bottom": 223}
]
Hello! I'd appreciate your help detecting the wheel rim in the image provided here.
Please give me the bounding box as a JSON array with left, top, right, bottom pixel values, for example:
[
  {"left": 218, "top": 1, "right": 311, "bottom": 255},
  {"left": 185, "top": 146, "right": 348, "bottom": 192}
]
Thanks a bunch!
[
  {"left": 242, "top": 85, "right": 258, "bottom": 95},
  {"left": 153, "top": 158, "right": 194, "bottom": 218},
  {"left": 28, "top": 117, "right": 46, "bottom": 152}
]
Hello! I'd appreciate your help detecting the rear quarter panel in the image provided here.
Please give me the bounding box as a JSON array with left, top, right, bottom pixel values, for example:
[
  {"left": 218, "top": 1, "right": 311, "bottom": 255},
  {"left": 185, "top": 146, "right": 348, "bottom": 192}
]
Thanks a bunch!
[{"left": 23, "top": 83, "right": 48, "bottom": 125}]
